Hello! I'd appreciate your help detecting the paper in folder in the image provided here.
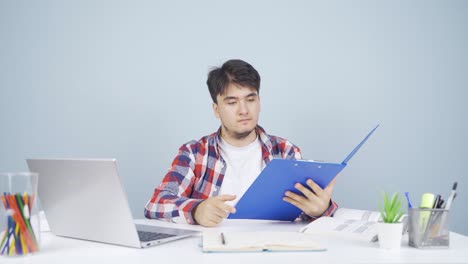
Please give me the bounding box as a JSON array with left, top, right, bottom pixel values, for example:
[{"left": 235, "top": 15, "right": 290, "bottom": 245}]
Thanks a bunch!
[{"left": 228, "top": 124, "right": 379, "bottom": 221}]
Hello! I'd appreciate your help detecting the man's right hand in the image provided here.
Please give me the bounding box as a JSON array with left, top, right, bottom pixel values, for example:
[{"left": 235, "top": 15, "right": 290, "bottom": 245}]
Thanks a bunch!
[{"left": 192, "top": 195, "right": 236, "bottom": 227}]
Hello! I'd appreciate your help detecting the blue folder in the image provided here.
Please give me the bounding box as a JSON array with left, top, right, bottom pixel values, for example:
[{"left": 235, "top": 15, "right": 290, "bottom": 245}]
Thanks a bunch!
[{"left": 228, "top": 124, "right": 379, "bottom": 221}]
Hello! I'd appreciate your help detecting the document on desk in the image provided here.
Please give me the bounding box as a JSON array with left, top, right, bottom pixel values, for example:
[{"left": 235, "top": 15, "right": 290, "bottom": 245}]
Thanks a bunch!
[
  {"left": 300, "top": 209, "right": 380, "bottom": 243},
  {"left": 202, "top": 231, "right": 326, "bottom": 253},
  {"left": 229, "top": 125, "right": 380, "bottom": 221}
]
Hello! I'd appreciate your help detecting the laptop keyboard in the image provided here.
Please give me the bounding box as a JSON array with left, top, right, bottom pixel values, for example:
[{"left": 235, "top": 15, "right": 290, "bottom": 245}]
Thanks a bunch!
[{"left": 137, "top": 231, "right": 177, "bottom": 242}]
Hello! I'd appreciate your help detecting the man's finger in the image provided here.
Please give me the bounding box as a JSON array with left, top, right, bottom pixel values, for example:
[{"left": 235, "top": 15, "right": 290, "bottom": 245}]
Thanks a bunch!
[
  {"left": 222, "top": 204, "right": 236, "bottom": 214},
  {"left": 294, "top": 182, "right": 317, "bottom": 200},
  {"left": 324, "top": 177, "right": 337, "bottom": 194},
  {"left": 215, "top": 194, "right": 236, "bottom": 201},
  {"left": 207, "top": 211, "right": 225, "bottom": 223},
  {"left": 204, "top": 218, "right": 220, "bottom": 227},
  {"left": 306, "top": 179, "right": 325, "bottom": 197},
  {"left": 283, "top": 196, "right": 307, "bottom": 212},
  {"left": 284, "top": 191, "right": 307, "bottom": 204},
  {"left": 214, "top": 195, "right": 237, "bottom": 213},
  {"left": 212, "top": 206, "right": 230, "bottom": 219}
]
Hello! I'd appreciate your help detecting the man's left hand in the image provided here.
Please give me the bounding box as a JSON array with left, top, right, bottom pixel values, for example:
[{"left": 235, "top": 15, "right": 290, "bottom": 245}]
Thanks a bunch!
[{"left": 283, "top": 178, "right": 337, "bottom": 217}]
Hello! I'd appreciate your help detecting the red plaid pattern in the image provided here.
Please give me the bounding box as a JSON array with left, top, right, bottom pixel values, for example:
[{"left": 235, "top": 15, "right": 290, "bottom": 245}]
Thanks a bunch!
[{"left": 144, "top": 125, "right": 338, "bottom": 224}]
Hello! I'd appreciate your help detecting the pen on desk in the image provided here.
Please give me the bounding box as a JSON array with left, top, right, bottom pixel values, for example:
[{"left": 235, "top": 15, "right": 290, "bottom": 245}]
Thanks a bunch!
[
  {"left": 436, "top": 182, "right": 458, "bottom": 236},
  {"left": 221, "top": 232, "right": 226, "bottom": 245},
  {"left": 422, "top": 194, "right": 441, "bottom": 241},
  {"left": 433, "top": 194, "right": 441, "bottom": 209},
  {"left": 444, "top": 182, "right": 457, "bottom": 210},
  {"left": 436, "top": 197, "right": 445, "bottom": 209},
  {"left": 405, "top": 192, "right": 413, "bottom": 208}
]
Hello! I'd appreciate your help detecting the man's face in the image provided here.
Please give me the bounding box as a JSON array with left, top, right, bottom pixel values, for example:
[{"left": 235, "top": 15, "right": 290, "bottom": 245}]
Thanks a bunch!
[{"left": 213, "top": 83, "right": 260, "bottom": 140}]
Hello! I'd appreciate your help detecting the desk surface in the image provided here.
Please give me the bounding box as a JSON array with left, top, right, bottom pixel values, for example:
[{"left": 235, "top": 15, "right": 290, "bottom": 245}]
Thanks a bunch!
[{"left": 2, "top": 218, "right": 468, "bottom": 264}]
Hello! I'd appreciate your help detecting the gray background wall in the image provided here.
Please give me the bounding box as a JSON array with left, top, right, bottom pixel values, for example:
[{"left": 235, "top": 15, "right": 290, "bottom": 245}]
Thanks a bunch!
[{"left": 1, "top": 1, "right": 467, "bottom": 235}]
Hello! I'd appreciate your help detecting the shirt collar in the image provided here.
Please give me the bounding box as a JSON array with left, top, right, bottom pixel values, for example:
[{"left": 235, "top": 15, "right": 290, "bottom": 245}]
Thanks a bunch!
[{"left": 210, "top": 125, "right": 273, "bottom": 162}]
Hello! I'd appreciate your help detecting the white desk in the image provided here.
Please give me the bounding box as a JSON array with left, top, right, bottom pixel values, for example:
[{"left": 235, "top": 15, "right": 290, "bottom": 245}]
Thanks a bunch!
[{"left": 2, "top": 218, "right": 468, "bottom": 264}]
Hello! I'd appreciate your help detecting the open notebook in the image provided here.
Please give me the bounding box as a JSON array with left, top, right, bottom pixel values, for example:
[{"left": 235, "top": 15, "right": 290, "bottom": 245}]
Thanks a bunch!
[{"left": 202, "top": 231, "right": 325, "bottom": 253}]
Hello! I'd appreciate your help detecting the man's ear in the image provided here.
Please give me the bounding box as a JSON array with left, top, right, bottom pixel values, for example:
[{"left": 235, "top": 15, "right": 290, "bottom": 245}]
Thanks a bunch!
[
  {"left": 258, "top": 95, "right": 261, "bottom": 113},
  {"left": 212, "top": 102, "right": 220, "bottom": 118}
]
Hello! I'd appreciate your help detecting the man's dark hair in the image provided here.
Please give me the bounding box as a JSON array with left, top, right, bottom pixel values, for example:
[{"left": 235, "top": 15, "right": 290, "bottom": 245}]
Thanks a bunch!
[{"left": 207, "top": 59, "right": 261, "bottom": 103}]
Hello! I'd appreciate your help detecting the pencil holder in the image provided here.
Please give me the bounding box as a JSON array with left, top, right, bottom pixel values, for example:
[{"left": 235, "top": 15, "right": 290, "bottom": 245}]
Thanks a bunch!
[
  {"left": 0, "top": 172, "right": 41, "bottom": 257},
  {"left": 408, "top": 208, "right": 449, "bottom": 248}
]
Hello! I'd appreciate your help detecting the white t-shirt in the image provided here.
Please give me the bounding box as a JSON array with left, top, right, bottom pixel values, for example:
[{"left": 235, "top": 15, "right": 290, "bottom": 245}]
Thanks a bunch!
[{"left": 218, "top": 136, "right": 262, "bottom": 206}]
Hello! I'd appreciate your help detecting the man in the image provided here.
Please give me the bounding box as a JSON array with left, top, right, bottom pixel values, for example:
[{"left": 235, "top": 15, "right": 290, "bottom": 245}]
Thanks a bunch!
[{"left": 144, "top": 59, "right": 338, "bottom": 227}]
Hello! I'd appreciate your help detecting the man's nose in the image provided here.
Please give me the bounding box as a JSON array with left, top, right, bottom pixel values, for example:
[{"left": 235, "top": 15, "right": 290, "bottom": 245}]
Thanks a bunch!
[{"left": 238, "top": 100, "right": 248, "bottom": 115}]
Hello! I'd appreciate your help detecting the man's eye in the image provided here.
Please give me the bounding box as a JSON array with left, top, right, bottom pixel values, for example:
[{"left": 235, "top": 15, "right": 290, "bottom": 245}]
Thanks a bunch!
[{"left": 227, "top": 101, "right": 236, "bottom": 105}]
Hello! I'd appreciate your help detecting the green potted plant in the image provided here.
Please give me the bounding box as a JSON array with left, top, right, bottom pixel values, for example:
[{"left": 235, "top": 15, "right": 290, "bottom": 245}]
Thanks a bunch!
[{"left": 377, "top": 191, "right": 405, "bottom": 249}]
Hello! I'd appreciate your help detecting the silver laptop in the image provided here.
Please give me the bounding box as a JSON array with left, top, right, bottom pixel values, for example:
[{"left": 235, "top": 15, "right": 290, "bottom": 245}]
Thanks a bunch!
[{"left": 26, "top": 158, "right": 199, "bottom": 248}]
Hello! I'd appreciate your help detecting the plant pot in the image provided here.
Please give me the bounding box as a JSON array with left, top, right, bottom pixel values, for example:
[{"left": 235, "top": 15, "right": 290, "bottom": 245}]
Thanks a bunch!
[{"left": 377, "top": 222, "right": 403, "bottom": 250}]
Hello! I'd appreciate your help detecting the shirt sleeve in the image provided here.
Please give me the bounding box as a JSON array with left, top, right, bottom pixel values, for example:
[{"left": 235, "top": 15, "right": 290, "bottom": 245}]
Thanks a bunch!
[
  {"left": 299, "top": 200, "right": 339, "bottom": 222},
  {"left": 144, "top": 144, "right": 202, "bottom": 224},
  {"left": 283, "top": 141, "right": 302, "bottom": 160}
]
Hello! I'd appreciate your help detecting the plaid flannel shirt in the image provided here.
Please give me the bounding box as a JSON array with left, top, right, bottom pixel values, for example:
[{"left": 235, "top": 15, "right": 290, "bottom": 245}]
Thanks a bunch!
[{"left": 144, "top": 125, "right": 338, "bottom": 224}]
